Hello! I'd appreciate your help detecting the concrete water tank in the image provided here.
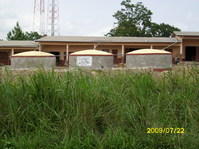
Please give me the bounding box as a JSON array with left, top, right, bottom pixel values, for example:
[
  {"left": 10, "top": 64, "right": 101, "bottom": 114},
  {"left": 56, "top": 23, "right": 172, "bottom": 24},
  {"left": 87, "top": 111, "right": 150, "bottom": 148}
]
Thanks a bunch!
[
  {"left": 11, "top": 51, "right": 56, "bottom": 69},
  {"left": 126, "top": 49, "right": 172, "bottom": 70},
  {"left": 69, "top": 49, "right": 113, "bottom": 69}
]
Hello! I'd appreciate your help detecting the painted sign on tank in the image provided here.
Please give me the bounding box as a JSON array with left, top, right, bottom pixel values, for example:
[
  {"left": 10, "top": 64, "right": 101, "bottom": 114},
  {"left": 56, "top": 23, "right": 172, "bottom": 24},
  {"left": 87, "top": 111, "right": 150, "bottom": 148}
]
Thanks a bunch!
[{"left": 77, "top": 56, "right": 92, "bottom": 66}]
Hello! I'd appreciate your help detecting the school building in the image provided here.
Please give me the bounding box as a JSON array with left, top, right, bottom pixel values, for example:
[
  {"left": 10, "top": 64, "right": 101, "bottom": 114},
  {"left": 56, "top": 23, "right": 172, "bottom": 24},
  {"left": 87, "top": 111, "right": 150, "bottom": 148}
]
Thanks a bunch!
[{"left": 0, "top": 31, "right": 199, "bottom": 66}]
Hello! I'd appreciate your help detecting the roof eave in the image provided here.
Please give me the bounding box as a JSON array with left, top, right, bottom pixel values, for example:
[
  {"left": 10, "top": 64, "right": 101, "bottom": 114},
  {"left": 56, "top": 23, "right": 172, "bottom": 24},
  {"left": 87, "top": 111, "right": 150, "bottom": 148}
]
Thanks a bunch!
[
  {"left": 0, "top": 46, "right": 38, "bottom": 48},
  {"left": 36, "top": 40, "right": 180, "bottom": 43}
]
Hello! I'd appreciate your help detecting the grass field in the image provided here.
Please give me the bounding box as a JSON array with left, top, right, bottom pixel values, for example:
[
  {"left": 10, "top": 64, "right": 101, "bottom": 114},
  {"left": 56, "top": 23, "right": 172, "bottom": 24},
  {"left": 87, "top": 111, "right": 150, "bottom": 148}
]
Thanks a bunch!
[{"left": 0, "top": 67, "right": 199, "bottom": 149}]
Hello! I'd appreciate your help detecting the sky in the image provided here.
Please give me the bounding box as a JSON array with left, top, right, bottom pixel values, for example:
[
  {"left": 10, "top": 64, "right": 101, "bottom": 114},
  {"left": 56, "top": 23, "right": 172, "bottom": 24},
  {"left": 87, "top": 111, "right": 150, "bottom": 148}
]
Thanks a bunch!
[{"left": 0, "top": 0, "right": 199, "bottom": 39}]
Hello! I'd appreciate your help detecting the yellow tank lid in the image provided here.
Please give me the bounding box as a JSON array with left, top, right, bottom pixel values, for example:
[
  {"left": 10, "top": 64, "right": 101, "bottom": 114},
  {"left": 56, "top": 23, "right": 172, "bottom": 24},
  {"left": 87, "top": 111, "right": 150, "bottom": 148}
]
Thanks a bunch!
[
  {"left": 12, "top": 51, "right": 55, "bottom": 57},
  {"left": 127, "top": 49, "right": 171, "bottom": 55},
  {"left": 70, "top": 49, "right": 113, "bottom": 56}
]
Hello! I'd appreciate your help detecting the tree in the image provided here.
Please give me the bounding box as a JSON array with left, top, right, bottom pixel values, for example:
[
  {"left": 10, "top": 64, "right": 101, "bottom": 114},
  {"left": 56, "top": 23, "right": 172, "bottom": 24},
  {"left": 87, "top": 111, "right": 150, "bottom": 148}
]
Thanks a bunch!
[
  {"left": 106, "top": 0, "right": 152, "bottom": 37},
  {"left": 7, "top": 22, "right": 26, "bottom": 40},
  {"left": 25, "top": 31, "right": 43, "bottom": 40},
  {"left": 106, "top": 0, "right": 180, "bottom": 37},
  {"left": 150, "top": 23, "right": 180, "bottom": 37},
  {"left": 7, "top": 22, "right": 43, "bottom": 40}
]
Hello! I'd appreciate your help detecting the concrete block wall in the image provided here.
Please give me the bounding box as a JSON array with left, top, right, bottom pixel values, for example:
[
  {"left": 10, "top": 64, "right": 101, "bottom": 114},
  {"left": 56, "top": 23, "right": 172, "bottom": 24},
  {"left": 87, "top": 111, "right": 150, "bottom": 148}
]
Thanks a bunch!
[
  {"left": 69, "top": 56, "right": 113, "bottom": 69},
  {"left": 126, "top": 55, "right": 172, "bottom": 69},
  {"left": 11, "top": 57, "right": 56, "bottom": 69}
]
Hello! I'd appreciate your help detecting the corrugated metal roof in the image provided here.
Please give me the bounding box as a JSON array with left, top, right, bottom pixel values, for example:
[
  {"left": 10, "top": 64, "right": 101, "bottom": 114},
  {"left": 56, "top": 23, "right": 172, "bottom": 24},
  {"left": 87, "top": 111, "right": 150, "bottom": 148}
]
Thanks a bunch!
[
  {"left": 127, "top": 49, "right": 171, "bottom": 55},
  {"left": 0, "top": 41, "right": 38, "bottom": 48},
  {"left": 36, "top": 36, "right": 180, "bottom": 43},
  {"left": 174, "top": 31, "right": 199, "bottom": 36},
  {"left": 70, "top": 49, "right": 113, "bottom": 56},
  {"left": 12, "top": 51, "right": 54, "bottom": 57}
]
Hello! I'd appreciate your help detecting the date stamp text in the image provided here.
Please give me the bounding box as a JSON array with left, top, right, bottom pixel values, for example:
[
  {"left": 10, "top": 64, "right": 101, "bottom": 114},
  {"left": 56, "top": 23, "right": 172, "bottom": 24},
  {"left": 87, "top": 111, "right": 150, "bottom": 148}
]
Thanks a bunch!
[{"left": 147, "top": 128, "right": 185, "bottom": 134}]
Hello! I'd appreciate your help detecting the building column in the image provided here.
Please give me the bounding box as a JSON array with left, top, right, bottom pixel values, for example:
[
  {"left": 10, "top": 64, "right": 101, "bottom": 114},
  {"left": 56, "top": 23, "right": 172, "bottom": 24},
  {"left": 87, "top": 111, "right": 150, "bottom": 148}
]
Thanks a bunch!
[
  {"left": 65, "top": 44, "right": 69, "bottom": 65},
  {"left": 180, "top": 42, "right": 183, "bottom": 61},
  {"left": 94, "top": 44, "right": 97, "bottom": 50},
  {"left": 122, "top": 44, "right": 125, "bottom": 64},
  {"left": 39, "top": 44, "right": 42, "bottom": 51},
  {"left": 150, "top": 45, "right": 153, "bottom": 49},
  {"left": 11, "top": 48, "right": 14, "bottom": 56}
]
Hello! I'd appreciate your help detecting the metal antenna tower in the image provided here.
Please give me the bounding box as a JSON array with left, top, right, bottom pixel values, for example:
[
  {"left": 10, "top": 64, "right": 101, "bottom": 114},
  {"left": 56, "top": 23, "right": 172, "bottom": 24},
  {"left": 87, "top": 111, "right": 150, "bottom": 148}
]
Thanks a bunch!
[
  {"left": 33, "top": 0, "right": 46, "bottom": 34},
  {"left": 47, "top": 0, "right": 60, "bottom": 36}
]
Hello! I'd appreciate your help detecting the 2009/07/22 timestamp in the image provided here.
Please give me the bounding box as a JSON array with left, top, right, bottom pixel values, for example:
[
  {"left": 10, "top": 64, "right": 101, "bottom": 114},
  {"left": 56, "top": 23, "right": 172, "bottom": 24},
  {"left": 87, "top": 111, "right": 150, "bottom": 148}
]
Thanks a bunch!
[{"left": 147, "top": 128, "right": 184, "bottom": 134}]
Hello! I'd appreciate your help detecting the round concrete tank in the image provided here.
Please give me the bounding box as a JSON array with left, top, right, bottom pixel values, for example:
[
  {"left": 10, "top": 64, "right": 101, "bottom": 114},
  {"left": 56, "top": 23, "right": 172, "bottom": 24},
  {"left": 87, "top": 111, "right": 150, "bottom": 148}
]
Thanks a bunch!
[
  {"left": 126, "top": 49, "right": 172, "bottom": 70},
  {"left": 11, "top": 51, "right": 56, "bottom": 69},
  {"left": 69, "top": 49, "right": 113, "bottom": 69}
]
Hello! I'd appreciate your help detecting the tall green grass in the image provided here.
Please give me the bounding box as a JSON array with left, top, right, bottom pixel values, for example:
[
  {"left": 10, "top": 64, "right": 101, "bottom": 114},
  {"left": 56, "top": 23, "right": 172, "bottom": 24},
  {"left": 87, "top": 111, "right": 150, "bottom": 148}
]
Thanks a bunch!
[{"left": 0, "top": 68, "right": 199, "bottom": 149}]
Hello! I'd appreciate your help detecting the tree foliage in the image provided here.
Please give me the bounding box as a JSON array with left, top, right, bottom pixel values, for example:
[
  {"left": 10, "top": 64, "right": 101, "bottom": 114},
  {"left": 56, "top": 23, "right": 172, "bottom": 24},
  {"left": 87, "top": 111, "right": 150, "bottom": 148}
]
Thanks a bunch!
[
  {"left": 150, "top": 23, "right": 181, "bottom": 37},
  {"left": 7, "top": 22, "right": 43, "bottom": 40},
  {"left": 25, "top": 32, "right": 43, "bottom": 40},
  {"left": 106, "top": 0, "right": 181, "bottom": 37},
  {"left": 7, "top": 22, "right": 26, "bottom": 40}
]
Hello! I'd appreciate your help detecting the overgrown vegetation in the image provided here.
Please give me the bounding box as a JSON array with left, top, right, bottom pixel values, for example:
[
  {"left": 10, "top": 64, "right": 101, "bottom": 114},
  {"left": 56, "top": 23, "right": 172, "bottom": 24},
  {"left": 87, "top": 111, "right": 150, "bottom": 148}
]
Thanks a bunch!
[{"left": 0, "top": 68, "right": 199, "bottom": 149}]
